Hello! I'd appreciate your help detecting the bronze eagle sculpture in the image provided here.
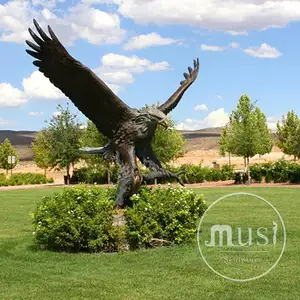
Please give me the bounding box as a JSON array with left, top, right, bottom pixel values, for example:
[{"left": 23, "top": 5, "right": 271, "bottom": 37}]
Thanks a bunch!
[{"left": 25, "top": 19, "right": 200, "bottom": 208}]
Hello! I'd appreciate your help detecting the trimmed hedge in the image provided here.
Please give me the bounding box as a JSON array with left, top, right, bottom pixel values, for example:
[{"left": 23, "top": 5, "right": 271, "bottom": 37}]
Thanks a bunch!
[
  {"left": 0, "top": 173, "right": 54, "bottom": 186},
  {"left": 250, "top": 160, "right": 300, "bottom": 183},
  {"left": 31, "top": 185, "right": 206, "bottom": 252},
  {"left": 71, "top": 164, "right": 235, "bottom": 185}
]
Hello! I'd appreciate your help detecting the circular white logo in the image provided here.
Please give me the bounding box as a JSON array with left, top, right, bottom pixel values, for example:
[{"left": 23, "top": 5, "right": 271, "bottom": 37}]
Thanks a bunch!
[{"left": 197, "top": 192, "right": 286, "bottom": 282}]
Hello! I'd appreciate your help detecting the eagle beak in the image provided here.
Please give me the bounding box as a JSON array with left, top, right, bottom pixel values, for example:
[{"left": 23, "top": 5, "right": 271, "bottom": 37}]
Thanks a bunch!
[{"left": 158, "top": 118, "right": 168, "bottom": 129}]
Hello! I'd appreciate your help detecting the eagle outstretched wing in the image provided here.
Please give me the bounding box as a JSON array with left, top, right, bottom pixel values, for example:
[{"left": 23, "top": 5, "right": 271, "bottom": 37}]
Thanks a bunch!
[
  {"left": 25, "top": 19, "right": 134, "bottom": 139},
  {"left": 158, "top": 58, "right": 199, "bottom": 114}
]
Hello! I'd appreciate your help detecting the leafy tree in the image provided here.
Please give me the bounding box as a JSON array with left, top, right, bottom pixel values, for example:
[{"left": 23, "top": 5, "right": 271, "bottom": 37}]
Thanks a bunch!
[
  {"left": 46, "top": 104, "right": 82, "bottom": 184},
  {"left": 32, "top": 130, "right": 54, "bottom": 176},
  {"left": 223, "top": 94, "right": 272, "bottom": 183},
  {"left": 276, "top": 110, "right": 300, "bottom": 161},
  {"left": 0, "top": 138, "right": 19, "bottom": 176},
  {"left": 255, "top": 107, "right": 273, "bottom": 155},
  {"left": 80, "top": 120, "right": 112, "bottom": 183},
  {"left": 152, "top": 118, "right": 186, "bottom": 165},
  {"left": 219, "top": 125, "right": 234, "bottom": 165}
]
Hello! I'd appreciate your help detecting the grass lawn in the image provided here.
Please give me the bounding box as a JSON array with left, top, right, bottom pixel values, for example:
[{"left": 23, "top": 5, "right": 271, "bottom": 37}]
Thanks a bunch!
[{"left": 0, "top": 187, "right": 299, "bottom": 300}]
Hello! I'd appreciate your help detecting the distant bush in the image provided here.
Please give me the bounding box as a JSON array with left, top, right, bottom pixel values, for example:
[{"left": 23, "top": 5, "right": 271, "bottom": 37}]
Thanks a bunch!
[
  {"left": 174, "top": 163, "right": 234, "bottom": 184},
  {"left": 250, "top": 160, "right": 300, "bottom": 183},
  {"left": 71, "top": 165, "right": 120, "bottom": 184},
  {"left": 31, "top": 185, "right": 206, "bottom": 252},
  {"left": 72, "top": 164, "right": 235, "bottom": 186},
  {"left": 0, "top": 173, "right": 54, "bottom": 186}
]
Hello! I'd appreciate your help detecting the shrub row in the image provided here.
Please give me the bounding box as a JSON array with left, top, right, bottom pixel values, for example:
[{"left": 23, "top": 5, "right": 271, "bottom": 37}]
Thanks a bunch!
[
  {"left": 31, "top": 185, "right": 206, "bottom": 252},
  {"left": 71, "top": 164, "right": 235, "bottom": 185},
  {"left": 0, "top": 173, "right": 54, "bottom": 186},
  {"left": 250, "top": 160, "right": 300, "bottom": 183},
  {"left": 71, "top": 165, "right": 120, "bottom": 184}
]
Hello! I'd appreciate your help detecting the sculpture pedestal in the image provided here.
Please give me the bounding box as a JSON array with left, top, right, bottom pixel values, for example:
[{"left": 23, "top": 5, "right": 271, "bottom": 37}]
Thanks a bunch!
[
  {"left": 112, "top": 210, "right": 126, "bottom": 227},
  {"left": 112, "top": 210, "right": 129, "bottom": 251}
]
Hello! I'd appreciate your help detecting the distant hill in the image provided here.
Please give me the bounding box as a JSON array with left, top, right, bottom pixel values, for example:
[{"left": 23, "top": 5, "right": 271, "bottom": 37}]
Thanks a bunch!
[
  {"left": 0, "top": 128, "right": 277, "bottom": 161},
  {"left": 0, "top": 130, "right": 37, "bottom": 161}
]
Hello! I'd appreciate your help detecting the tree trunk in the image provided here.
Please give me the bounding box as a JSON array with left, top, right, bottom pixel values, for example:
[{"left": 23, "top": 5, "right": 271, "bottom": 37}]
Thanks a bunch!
[
  {"left": 243, "top": 157, "right": 246, "bottom": 173},
  {"left": 294, "top": 155, "right": 297, "bottom": 162},
  {"left": 5, "top": 169, "right": 8, "bottom": 177},
  {"left": 44, "top": 168, "right": 47, "bottom": 177},
  {"left": 228, "top": 152, "right": 231, "bottom": 166},
  {"left": 66, "top": 164, "right": 70, "bottom": 185},
  {"left": 107, "top": 169, "right": 111, "bottom": 185},
  {"left": 247, "top": 157, "right": 251, "bottom": 185}
]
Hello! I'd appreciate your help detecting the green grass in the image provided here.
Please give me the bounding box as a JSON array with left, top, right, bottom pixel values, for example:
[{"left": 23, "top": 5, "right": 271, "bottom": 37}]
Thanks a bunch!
[{"left": 0, "top": 187, "right": 299, "bottom": 299}]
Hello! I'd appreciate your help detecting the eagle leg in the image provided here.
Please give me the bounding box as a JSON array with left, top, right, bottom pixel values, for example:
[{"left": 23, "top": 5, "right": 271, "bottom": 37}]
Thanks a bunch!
[{"left": 115, "top": 145, "right": 143, "bottom": 208}]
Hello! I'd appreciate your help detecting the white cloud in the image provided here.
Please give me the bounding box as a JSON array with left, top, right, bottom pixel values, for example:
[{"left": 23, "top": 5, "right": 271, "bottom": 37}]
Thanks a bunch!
[
  {"left": 244, "top": 43, "right": 282, "bottom": 58},
  {"left": 201, "top": 42, "right": 240, "bottom": 52},
  {"left": 194, "top": 104, "right": 208, "bottom": 111},
  {"left": 97, "top": 69, "right": 134, "bottom": 85},
  {"left": 52, "top": 111, "right": 61, "bottom": 117},
  {"left": 201, "top": 44, "right": 227, "bottom": 52},
  {"left": 101, "top": 53, "right": 170, "bottom": 72},
  {"left": 267, "top": 116, "right": 281, "bottom": 130},
  {"left": 31, "top": 0, "right": 63, "bottom": 8},
  {"left": 230, "top": 42, "right": 240, "bottom": 49},
  {"left": 0, "top": 83, "right": 27, "bottom": 107},
  {"left": 28, "top": 111, "right": 44, "bottom": 117},
  {"left": 111, "top": 0, "right": 300, "bottom": 33},
  {"left": 66, "top": 5, "right": 126, "bottom": 45},
  {"left": 176, "top": 108, "right": 229, "bottom": 130},
  {"left": 22, "top": 71, "right": 66, "bottom": 100},
  {"left": 226, "top": 30, "right": 248, "bottom": 36},
  {"left": 93, "top": 53, "right": 170, "bottom": 94},
  {"left": 0, "top": 1, "right": 126, "bottom": 45},
  {"left": 0, "top": 117, "right": 16, "bottom": 127},
  {"left": 217, "top": 95, "right": 223, "bottom": 100},
  {"left": 123, "top": 32, "right": 178, "bottom": 50}
]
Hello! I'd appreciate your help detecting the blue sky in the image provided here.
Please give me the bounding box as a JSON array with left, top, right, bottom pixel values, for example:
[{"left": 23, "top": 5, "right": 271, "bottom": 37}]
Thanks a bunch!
[{"left": 0, "top": 0, "right": 300, "bottom": 131}]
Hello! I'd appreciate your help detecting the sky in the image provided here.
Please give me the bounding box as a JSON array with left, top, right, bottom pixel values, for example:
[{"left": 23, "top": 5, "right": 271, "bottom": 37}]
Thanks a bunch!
[{"left": 0, "top": 0, "right": 300, "bottom": 131}]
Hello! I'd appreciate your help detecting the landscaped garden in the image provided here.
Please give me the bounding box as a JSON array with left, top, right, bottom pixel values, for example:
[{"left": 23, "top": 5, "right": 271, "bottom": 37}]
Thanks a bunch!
[{"left": 0, "top": 186, "right": 298, "bottom": 300}]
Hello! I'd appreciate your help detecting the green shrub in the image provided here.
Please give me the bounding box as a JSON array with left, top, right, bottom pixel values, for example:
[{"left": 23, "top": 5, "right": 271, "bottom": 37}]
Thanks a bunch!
[
  {"left": 125, "top": 186, "right": 206, "bottom": 249},
  {"left": 249, "top": 164, "right": 263, "bottom": 183},
  {"left": 0, "top": 172, "right": 53, "bottom": 186},
  {"left": 31, "top": 185, "right": 206, "bottom": 252},
  {"left": 31, "top": 186, "right": 125, "bottom": 252},
  {"left": 72, "top": 163, "right": 235, "bottom": 186},
  {"left": 249, "top": 160, "right": 300, "bottom": 183},
  {"left": 71, "top": 165, "right": 120, "bottom": 184}
]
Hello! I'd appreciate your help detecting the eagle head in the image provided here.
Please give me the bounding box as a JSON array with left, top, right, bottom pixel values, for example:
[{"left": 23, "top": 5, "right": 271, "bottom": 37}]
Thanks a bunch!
[{"left": 138, "top": 107, "right": 168, "bottom": 129}]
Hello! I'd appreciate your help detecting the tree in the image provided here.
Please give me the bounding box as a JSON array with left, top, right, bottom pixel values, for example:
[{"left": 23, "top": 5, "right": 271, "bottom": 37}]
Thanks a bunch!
[
  {"left": 32, "top": 130, "right": 54, "bottom": 176},
  {"left": 255, "top": 107, "right": 273, "bottom": 156},
  {"left": 223, "top": 94, "right": 272, "bottom": 183},
  {"left": 46, "top": 104, "right": 82, "bottom": 184},
  {"left": 80, "top": 120, "right": 108, "bottom": 167},
  {"left": 152, "top": 118, "right": 186, "bottom": 165},
  {"left": 276, "top": 110, "right": 300, "bottom": 161},
  {"left": 0, "top": 138, "right": 19, "bottom": 176},
  {"left": 219, "top": 125, "right": 233, "bottom": 165},
  {"left": 80, "top": 120, "right": 112, "bottom": 183}
]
